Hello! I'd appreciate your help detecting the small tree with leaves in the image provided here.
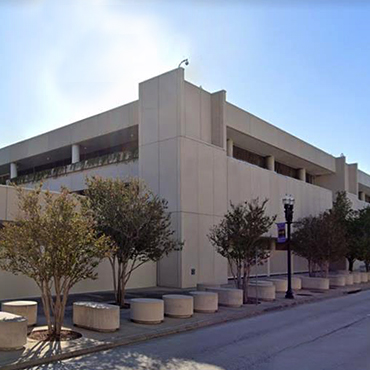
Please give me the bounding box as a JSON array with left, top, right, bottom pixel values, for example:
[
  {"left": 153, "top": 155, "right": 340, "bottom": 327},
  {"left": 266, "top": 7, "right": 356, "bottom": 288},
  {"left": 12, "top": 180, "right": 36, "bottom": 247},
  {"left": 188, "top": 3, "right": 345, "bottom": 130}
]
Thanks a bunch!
[
  {"left": 348, "top": 207, "right": 370, "bottom": 272},
  {"left": 0, "top": 186, "right": 109, "bottom": 340},
  {"left": 291, "top": 215, "right": 322, "bottom": 276},
  {"left": 208, "top": 199, "right": 276, "bottom": 303},
  {"left": 84, "top": 176, "right": 182, "bottom": 307},
  {"left": 331, "top": 191, "right": 356, "bottom": 271},
  {"left": 292, "top": 211, "right": 347, "bottom": 277}
]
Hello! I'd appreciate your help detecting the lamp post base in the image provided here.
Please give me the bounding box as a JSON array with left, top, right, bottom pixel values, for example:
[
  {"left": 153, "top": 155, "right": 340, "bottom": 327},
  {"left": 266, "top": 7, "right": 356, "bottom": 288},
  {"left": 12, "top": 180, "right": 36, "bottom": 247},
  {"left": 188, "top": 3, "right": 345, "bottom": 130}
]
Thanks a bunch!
[{"left": 285, "top": 290, "right": 294, "bottom": 299}]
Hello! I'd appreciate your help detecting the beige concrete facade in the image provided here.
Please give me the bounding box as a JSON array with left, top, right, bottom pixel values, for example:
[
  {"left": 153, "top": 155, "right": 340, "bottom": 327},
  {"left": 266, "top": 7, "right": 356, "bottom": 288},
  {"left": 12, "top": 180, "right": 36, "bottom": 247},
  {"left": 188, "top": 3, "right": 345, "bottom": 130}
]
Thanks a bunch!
[{"left": 0, "top": 68, "right": 369, "bottom": 300}]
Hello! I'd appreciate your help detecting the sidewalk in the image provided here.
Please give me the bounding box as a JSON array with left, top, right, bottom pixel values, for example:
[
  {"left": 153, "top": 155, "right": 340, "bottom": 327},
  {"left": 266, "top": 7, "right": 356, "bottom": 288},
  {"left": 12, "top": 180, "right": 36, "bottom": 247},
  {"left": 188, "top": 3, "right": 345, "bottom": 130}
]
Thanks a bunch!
[{"left": 1, "top": 280, "right": 370, "bottom": 370}]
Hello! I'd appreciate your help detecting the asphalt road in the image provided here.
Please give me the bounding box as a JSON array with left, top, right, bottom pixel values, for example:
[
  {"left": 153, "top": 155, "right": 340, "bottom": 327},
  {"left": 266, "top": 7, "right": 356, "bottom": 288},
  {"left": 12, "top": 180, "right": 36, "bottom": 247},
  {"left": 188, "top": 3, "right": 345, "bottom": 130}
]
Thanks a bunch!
[{"left": 32, "top": 289, "right": 370, "bottom": 370}]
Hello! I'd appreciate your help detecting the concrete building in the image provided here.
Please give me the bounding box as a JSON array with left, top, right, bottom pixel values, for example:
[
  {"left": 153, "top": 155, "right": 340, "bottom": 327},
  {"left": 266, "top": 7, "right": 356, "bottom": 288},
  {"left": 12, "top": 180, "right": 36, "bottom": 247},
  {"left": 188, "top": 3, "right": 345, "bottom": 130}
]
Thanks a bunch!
[{"left": 0, "top": 68, "right": 369, "bottom": 300}]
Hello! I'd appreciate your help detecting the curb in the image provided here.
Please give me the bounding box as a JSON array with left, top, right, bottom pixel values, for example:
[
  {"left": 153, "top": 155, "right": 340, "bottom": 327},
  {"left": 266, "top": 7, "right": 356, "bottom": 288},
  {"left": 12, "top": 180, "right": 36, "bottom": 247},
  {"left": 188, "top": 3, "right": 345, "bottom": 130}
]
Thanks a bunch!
[{"left": 2, "top": 285, "right": 369, "bottom": 370}]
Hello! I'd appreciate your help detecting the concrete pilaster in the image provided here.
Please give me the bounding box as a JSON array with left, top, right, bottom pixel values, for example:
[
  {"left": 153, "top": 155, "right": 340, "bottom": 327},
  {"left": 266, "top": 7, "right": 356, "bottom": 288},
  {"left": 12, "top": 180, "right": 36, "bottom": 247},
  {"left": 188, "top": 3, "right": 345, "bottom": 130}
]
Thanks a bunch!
[
  {"left": 211, "top": 90, "right": 226, "bottom": 149},
  {"left": 227, "top": 139, "right": 233, "bottom": 157},
  {"left": 265, "top": 156, "right": 275, "bottom": 171},
  {"left": 298, "top": 168, "right": 306, "bottom": 182},
  {"left": 72, "top": 144, "right": 80, "bottom": 164},
  {"left": 10, "top": 163, "right": 17, "bottom": 179}
]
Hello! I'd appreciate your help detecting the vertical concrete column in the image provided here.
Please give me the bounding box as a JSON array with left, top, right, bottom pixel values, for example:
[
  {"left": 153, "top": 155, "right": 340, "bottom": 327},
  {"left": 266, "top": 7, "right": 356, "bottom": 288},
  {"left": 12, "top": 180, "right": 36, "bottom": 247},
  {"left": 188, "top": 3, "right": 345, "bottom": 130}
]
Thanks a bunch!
[
  {"left": 227, "top": 139, "right": 233, "bottom": 157},
  {"left": 359, "top": 191, "right": 365, "bottom": 201},
  {"left": 314, "top": 156, "right": 347, "bottom": 194},
  {"left": 265, "top": 156, "right": 275, "bottom": 171},
  {"left": 139, "top": 68, "right": 185, "bottom": 288},
  {"left": 72, "top": 144, "right": 80, "bottom": 164},
  {"left": 298, "top": 168, "right": 306, "bottom": 182},
  {"left": 211, "top": 90, "right": 226, "bottom": 149},
  {"left": 10, "top": 163, "right": 17, "bottom": 179},
  {"left": 348, "top": 163, "right": 358, "bottom": 196}
]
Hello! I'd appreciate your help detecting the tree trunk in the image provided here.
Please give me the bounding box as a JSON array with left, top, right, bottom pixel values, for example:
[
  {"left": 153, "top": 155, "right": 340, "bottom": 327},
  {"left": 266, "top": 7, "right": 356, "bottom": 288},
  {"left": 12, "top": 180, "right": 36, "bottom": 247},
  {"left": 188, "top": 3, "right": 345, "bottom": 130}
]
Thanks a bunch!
[
  {"left": 119, "top": 283, "right": 126, "bottom": 307},
  {"left": 242, "top": 261, "right": 249, "bottom": 304},
  {"left": 40, "top": 284, "right": 52, "bottom": 336},
  {"left": 109, "top": 257, "right": 117, "bottom": 300},
  {"left": 116, "top": 262, "right": 122, "bottom": 305},
  {"left": 322, "top": 261, "right": 329, "bottom": 278},
  {"left": 348, "top": 258, "right": 354, "bottom": 272},
  {"left": 117, "top": 261, "right": 128, "bottom": 307},
  {"left": 236, "top": 262, "right": 242, "bottom": 290},
  {"left": 365, "top": 262, "right": 370, "bottom": 272},
  {"left": 308, "top": 260, "right": 315, "bottom": 277}
]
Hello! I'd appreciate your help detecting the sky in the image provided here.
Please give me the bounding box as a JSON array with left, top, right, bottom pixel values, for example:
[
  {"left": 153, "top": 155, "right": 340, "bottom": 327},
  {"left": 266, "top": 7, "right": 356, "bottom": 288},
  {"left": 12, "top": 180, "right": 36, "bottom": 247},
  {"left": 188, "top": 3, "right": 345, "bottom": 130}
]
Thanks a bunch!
[{"left": 0, "top": 0, "right": 369, "bottom": 171}]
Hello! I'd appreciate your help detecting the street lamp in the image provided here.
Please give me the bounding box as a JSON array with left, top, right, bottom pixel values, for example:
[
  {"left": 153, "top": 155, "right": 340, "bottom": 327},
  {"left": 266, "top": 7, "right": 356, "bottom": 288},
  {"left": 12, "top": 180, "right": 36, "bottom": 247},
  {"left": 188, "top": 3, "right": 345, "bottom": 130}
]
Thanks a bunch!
[
  {"left": 178, "top": 59, "right": 189, "bottom": 68},
  {"left": 283, "top": 194, "right": 295, "bottom": 299}
]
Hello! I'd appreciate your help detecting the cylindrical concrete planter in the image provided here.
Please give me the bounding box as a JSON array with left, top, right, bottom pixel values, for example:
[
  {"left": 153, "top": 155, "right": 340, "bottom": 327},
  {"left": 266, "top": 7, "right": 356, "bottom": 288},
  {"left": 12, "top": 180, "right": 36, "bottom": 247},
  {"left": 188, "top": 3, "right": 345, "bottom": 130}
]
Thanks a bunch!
[
  {"left": 301, "top": 277, "right": 330, "bottom": 290},
  {"left": 189, "top": 291, "right": 218, "bottom": 313},
  {"left": 344, "top": 274, "right": 354, "bottom": 285},
  {"left": 206, "top": 287, "right": 243, "bottom": 307},
  {"left": 197, "top": 283, "right": 221, "bottom": 291},
  {"left": 360, "top": 272, "right": 368, "bottom": 283},
  {"left": 328, "top": 275, "right": 346, "bottom": 287},
  {"left": 266, "top": 279, "right": 287, "bottom": 293},
  {"left": 0, "top": 312, "right": 27, "bottom": 351},
  {"left": 2, "top": 301, "right": 38, "bottom": 326},
  {"left": 163, "top": 295, "right": 194, "bottom": 318},
  {"left": 352, "top": 272, "right": 362, "bottom": 284},
  {"left": 130, "top": 298, "right": 164, "bottom": 324},
  {"left": 335, "top": 270, "right": 350, "bottom": 275},
  {"left": 73, "top": 302, "right": 120, "bottom": 332},
  {"left": 292, "top": 277, "right": 302, "bottom": 290},
  {"left": 248, "top": 281, "right": 276, "bottom": 301}
]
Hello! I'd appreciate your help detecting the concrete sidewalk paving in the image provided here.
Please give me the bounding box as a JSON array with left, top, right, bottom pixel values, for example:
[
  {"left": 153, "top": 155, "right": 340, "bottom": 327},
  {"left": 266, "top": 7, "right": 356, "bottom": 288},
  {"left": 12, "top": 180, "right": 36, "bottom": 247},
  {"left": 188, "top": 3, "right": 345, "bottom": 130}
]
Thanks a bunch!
[{"left": 1, "top": 281, "right": 370, "bottom": 370}]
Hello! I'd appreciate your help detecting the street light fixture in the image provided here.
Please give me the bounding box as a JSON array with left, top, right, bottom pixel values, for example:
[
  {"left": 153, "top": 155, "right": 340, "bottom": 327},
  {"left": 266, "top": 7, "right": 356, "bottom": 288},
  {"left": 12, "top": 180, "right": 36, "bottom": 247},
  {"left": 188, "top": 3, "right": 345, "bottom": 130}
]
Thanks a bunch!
[
  {"left": 283, "top": 194, "right": 295, "bottom": 299},
  {"left": 178, "top": 59, "right": 189, "bottom": 68}
]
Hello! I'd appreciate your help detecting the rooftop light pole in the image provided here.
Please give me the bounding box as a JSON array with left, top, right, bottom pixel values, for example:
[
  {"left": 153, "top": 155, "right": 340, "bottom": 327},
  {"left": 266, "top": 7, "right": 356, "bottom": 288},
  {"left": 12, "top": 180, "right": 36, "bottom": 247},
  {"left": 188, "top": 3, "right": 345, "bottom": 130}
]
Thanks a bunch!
[
  {"left": 283, "top": 194, "right": 295, "bottom": 299},
  {"left": 178, "top": 58, "right": 189, "bottom": 68}
]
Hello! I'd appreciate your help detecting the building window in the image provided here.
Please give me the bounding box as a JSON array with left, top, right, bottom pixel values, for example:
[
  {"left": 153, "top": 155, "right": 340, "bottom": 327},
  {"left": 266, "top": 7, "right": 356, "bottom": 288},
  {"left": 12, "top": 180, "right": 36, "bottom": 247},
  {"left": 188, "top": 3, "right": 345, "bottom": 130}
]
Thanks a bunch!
[
  {"left": 306, "top": 173, "right": 315, "bottom": 184},
  {"left": 233, "top": 146, "right": 266, "bottom": 169},
  {"left": 18, "top": 158, "right": 72, "bottom": 177},
  {"left": 0, "top": 174, "right": 9, "bottom": 185},
  {"left": 80, "top": 143, "right": 135, "bottom": 161},
  {"left": 275, "top": 161, "right": 299, "bottom": 179},
  {"left": 365, "top": 194, "right": 370, "bottom": 203}
]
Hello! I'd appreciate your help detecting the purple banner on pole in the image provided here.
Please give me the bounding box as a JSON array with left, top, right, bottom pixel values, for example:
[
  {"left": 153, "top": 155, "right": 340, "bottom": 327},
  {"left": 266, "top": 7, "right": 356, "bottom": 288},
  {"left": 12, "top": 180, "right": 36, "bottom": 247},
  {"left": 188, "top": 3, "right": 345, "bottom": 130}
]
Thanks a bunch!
[{"left": 277, "top": 222, "right": 286, "bottom": 243}]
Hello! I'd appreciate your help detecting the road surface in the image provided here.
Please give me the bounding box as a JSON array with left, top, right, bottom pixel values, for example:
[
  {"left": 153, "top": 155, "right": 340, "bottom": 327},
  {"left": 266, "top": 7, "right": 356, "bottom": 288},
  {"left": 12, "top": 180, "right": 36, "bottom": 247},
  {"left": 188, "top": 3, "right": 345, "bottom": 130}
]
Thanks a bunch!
[{"left": 33, "top": 289, "right": 370, "bottom": 370}]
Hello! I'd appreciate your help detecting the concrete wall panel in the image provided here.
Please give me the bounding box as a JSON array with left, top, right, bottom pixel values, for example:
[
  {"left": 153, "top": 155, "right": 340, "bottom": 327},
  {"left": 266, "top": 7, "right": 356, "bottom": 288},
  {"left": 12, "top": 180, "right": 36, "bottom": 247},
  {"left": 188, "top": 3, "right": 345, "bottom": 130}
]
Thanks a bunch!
[
  {"left": 213, "top": 149, "right": 228, "bottom": 217},
  {"left": 139, "top": 142, "right": 159, "bottom": 194},
  {"left": 159, "top": 72, "right": 180, "bottom": 141},
  {"left": 198, "top": 214, "right": 216, "bottom": 284},
  {"left": 181, "top": 212, "right": 199, "bottom": 287},
  {"left": 198, "top": 144, "right": 214, "bottom": 215},
  {"left": 157, "top": 212, "right": 181, "bottom": 287},
  {"left": 159, "top": 138, "right": 179, "bottom": 212},
  {"left": 201, "top": 90, "right": 212, "bottom": 143},
  {"left": 185, "top": 82, "right": 201, "bottom": 139},
  {"left": 180, "top": 138, "right": 199, "bottom": 213}
]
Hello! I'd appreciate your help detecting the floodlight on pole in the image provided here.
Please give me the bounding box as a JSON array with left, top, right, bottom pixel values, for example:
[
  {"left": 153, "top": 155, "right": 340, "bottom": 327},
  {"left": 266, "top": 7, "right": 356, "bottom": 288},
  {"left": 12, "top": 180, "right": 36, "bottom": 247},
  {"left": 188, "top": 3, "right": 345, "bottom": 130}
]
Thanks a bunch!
[{"left": 178, "top": 59, "right": 189, "bottom": 68}]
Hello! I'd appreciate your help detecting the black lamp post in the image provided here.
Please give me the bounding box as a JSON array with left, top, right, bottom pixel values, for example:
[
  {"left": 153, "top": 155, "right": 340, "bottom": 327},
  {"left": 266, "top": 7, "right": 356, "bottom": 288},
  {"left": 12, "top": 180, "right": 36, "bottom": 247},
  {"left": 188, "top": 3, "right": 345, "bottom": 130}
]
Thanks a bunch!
[{"left": 283, "top": 194, "right": 295, "bottom": 299}]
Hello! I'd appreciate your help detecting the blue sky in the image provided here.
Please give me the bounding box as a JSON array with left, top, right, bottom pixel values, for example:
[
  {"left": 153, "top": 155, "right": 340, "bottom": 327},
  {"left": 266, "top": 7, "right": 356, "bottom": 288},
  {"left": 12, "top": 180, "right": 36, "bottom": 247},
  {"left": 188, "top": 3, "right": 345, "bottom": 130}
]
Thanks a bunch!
[{"left": 1, "top": 0, "right": 369, "bottom": 171}]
